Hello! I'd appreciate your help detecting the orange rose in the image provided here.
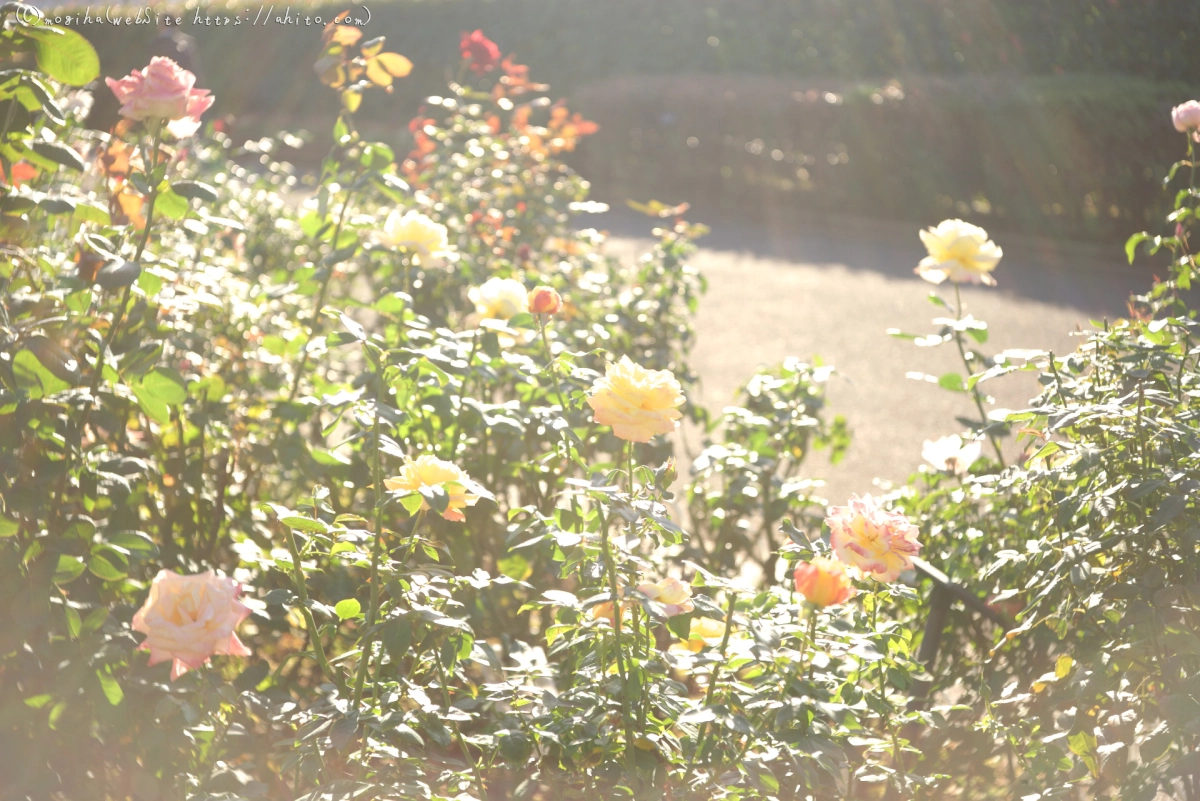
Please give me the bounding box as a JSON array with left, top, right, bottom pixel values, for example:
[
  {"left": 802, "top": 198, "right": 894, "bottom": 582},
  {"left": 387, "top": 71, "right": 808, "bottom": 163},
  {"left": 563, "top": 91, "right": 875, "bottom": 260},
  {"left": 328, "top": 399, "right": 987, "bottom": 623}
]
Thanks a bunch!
[
  {"left": 528, "top": 286, "right": 563, "bottom": 315},
  {"left": 794, "top": 557, "right": 856, "bottom": 608}
]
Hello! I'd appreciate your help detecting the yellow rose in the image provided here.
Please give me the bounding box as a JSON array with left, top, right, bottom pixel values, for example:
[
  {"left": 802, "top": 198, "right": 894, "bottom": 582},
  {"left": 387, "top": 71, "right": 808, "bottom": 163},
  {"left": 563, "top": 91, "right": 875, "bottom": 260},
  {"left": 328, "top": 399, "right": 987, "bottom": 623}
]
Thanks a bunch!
[
  {"left": 383, "top": 454, "right": 480, "bottom": 522},
  {"left": 825, "top": 494, "right": 921, "bottom": 583},
  {"left": 636, "top": 576, "right": 694, "bottom": 617},
  {"left": 468, "top": 277, "right": 529, "bottom": 322},
  {"left": 683, "top": 616, "right": 728, "bottom": 652},
  {"left": 915, "top": 218, "right": 1002, "bottom": 286},
  {"left": 377, "top": 209, "right": 450, "bottom": 264},
  {"left": 921, "top": 434, "right": 983, "bottom": 475},
  {"left": 586, "top": 356, "right": 684, "bottom": 443}
]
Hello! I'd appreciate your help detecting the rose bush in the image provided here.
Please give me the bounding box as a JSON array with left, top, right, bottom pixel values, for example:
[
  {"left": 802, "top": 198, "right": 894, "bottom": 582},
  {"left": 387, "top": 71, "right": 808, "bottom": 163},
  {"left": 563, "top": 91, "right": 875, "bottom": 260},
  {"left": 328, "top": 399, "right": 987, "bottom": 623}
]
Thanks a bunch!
[{"left": 2, "top": 7, "right": 1198, "bottom": 801}]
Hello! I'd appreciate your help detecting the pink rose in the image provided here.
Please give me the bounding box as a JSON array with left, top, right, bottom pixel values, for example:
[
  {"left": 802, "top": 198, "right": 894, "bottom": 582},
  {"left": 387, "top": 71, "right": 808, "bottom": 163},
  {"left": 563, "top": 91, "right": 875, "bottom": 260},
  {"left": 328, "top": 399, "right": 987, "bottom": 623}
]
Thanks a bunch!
[
  {"left": 825, "top": 494, "right": 922, "bottom": 583},
  {"left": 132, "top": 569, "right": 251, "bottom": 680},
  {"left": 106, "top": 57, "right": 214, "bottom": 134},
  {"left": 1172, "top": 100, "right": 1200, "bottom": 133}
]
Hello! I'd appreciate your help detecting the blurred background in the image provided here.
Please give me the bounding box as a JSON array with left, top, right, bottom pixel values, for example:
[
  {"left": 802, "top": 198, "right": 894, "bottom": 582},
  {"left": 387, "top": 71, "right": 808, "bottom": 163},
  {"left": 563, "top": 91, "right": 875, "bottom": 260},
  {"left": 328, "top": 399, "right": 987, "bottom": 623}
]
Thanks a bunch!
[
  {"left": 51, "top": 0, "right": 1200, "bottom": 492},
  {"left": 58, "top": 0, "right": 1200, "bottom": 244}
]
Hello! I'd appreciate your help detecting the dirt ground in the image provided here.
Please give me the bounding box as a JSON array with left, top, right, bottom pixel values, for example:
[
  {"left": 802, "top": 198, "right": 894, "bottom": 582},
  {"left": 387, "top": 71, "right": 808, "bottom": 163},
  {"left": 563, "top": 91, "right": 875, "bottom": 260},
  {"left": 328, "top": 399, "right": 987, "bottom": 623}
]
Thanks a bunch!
[{"left": 597, "top": 208, "right": 1154, "bottom": 503}]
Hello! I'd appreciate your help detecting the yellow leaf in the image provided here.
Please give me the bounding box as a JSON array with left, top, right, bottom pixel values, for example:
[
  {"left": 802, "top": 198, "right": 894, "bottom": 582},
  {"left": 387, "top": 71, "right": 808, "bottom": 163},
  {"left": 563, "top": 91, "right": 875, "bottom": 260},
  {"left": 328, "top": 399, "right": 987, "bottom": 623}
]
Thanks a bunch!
[
  {"left": 1055, "top": 654, "right": 1074, "bottom": 679},
  {"left": 365, "top": 57, "right": 392, "bottom": 87},
  {"left": 375, "top": 52, "right": 413, "bottom": 78},
  {"left": 360, "top": 36, "right": 385, "bottom": 58},
  {"left": 342, "top": 88, "right": 362, "bottom": 113}
]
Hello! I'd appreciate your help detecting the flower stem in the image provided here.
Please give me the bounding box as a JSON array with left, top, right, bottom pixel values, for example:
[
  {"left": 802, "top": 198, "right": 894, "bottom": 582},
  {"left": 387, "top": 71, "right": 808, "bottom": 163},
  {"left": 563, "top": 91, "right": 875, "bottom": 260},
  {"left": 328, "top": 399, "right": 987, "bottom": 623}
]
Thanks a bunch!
[
  {"left": 537, "top": 315, "right": 571, "bottom": 414},
  {"left": 599, "top": 511, "right": 636, "bottom": 775},
  {"left": 448, "top": 331, "right": 481, "bottom": 459},
  {"left": 954, "top": 284, "right": 1005, "bottom": 466},
  {"left": 681, "top": 590, "right": 737, "bottom": 790},
  {"left": 352, "top": 387, "right": 388, "bottom": 708},
  {"left": 284, "top": 527, "right": 344, "bottom": 693},
  {"left": 433, "top": 647, "right": 487, "bottom": 799}
]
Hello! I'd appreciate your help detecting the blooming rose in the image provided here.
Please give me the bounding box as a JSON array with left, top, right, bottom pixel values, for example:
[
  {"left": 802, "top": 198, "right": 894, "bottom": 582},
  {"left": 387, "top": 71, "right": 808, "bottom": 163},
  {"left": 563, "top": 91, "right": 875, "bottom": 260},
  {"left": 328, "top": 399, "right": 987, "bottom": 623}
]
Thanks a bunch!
[
  {"left": 793, "top": 556, "right": 856, "bottom": 608},
  {"left": 384, "top": 454, "right": 480, "bottom": 522},
  {"left": 105, "top": 57, "right": 213, "bottom": 136},
  {"left": 469, "top": 277, "right": 529, "bottom": 321},
  {"left": 132, "top": 569, "right": 251, "bottom": 680},
  {"left": 636, "top": 577, "right": 694, "bottom": 617},
  {"left": 1172, "top": 100, "right": 1200, "bottom": 133},
  {"left": 587, "top": 356, "right": 684, "bottom": 443},
  {"left": 377, "top": 209, "right": 450, "bottom": 264},
  {"left": 527, "top": 286, "right": 563, "bottom": 315},
  {"left": 915, "top": 219, "right": 1003, "bottom": 286},
  {"left": 460, "top": 30, "right": 501, "bottom": 74},
  {"left": 922, "top": 434, "right": 983, "bottom": 475},
  {"left": 683, "top": 616, "right": 728, "bottom": 652},
  {"left": 826, "top": 494, "right": 922, "bottom": 583}
]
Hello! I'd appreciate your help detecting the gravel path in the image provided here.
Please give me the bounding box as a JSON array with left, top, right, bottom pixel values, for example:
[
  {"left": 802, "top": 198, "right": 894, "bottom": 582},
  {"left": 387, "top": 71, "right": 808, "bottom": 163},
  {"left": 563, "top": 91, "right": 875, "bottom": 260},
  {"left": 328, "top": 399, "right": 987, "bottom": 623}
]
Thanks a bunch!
[{"left": 597, "top": 209, "right": 1154, "bottom": 502}]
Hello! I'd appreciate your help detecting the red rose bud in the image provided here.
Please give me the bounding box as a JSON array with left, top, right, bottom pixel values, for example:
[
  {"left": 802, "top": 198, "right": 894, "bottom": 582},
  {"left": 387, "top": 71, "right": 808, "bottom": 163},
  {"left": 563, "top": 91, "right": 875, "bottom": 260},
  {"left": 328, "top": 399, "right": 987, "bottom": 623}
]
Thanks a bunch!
[
  {"left": 528, "top": 286, "right": 563, "bottom": 315},
  {"left": 460, "top": 30, "right": 501, "bottom": 74}
]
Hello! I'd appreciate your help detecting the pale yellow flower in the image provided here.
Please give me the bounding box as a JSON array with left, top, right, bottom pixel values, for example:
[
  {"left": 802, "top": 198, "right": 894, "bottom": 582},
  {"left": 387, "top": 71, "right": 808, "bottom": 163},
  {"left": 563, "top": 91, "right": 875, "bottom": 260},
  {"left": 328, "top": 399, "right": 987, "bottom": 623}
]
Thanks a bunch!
[
  {"left": 586, "top": 356, "right": 684, "bottom": 443},
  {"left": 683, "top": 616, "right": 728, "bottom": 652},
  {"left": 922, "top": 434, "right": 982, "bottom": 475},
  {"left": 383, "top": 454, "right": 480, "bottom": 522},
  {"left": 636, "top": 577, "right": 694, "bottom": 617},
  {"left": 825, "top": 494, "right": 921, "bottom": 583},
  {"left": 915, "top": 219, "right": 1002, "bottom": 286},
  {"left": 132, "top": 569, "right": 251, "bottom": 680},
  {"left": 377, "top": 209, "right": 450, "bottom": 263},
  {"left": 468, "top": 277, "right": 529, "bottom": 322}
]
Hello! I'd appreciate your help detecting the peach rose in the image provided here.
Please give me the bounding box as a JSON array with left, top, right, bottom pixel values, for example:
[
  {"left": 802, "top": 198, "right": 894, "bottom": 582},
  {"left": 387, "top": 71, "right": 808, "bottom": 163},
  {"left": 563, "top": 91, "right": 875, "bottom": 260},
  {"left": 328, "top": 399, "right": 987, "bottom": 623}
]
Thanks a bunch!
[
  {"left": 682, "top": 616, "right": 728, "bottom": 652},
  {"left": 1172, "top": 100, "right": 1200, "bottom": 133},
  {"left": 915, "top": 219, "right": 1003, "bottom": 286},
  {"left": 384, "top": 454, "right": 480, "bottom": 522},
  {"left": 377, "top": 209, "right": 450, "bottom": 264},
  {"left": 587, "top": 356, "right": 684, "bottom": 443},
  {"left": 921, "top": 434, "right": 982, "bottom": 475},
  {"left": 636, "top": 577, "right": 694, "bottom": 617},
  {"left": 528, "top": 286, "right": 563, "bottom": 315},
  {"left": 105, "top": 57, "right": 213, "bottom": 134},
  {"left": 793, "top": 556, "right": 856, "bottom": 608},
  {"left": 826, "top": 494, "right": 921, "bottom": 583},
  {"left": 132, "top": 569, "right": 251, "bottom": 681}
]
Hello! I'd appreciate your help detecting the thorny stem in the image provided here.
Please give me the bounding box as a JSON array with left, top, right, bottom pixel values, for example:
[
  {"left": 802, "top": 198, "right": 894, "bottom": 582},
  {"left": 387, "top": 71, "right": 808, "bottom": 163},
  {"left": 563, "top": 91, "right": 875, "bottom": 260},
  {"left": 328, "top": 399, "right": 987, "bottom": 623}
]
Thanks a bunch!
[
  {"left": 353, "top": 386, "right": 388, "bottom": 707},
  {"left": 599, "top": 510, "right": 637, "bottom": 776},
  {"left": 284, "top": 526, "right": 344, "bottom": 693},
  {"left": 433, "top": 646, "right": 488, "bottom": 799},
  {"left": 954, "top": 284, "right": 1005, "bottom": 466},
  {"left": 681, "top": 590, "right": 737, "bottom": 791},
  {"left": 287, "top": 188, "right": 358, "bottom": 402},
  {"left": 448, "top": 331, "right": 481, "bottom": 459},
  {"left": 871, "top": 590, "right": 907, "bottom": 784},
  {"left": 537, "top": 315, "right": 571, "bottom": 415}
]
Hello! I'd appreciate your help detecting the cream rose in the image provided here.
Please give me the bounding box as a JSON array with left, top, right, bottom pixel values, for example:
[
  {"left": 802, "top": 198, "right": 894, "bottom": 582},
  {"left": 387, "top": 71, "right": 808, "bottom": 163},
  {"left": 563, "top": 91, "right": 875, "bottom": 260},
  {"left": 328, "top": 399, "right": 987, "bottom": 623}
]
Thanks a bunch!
[
  {"left": 922, "top": 434, "right": 982, "bottom": 475},
  {"left": 586, "top": 356, "right": 684, "bottom": 443},
  {"left": 132, "top": 569, "right": 251, "bottom": 681},
  {"left": 825, "top": 494, "right": 921, "bottom": 583},
  {"left": 915, "top": 219, "right": 1003, "bottom": 286},
  {"left": 468, "top": 277, "right": 529, "bottom": 321},
  {"left": 383, "top": 454, "right": 480, "bottom": 522},
  {"left": 377, "top": 209, "right": 450, "bottom": 264},
  {"left": 105, "top": 57, "right": 213, "bottom": 134}
]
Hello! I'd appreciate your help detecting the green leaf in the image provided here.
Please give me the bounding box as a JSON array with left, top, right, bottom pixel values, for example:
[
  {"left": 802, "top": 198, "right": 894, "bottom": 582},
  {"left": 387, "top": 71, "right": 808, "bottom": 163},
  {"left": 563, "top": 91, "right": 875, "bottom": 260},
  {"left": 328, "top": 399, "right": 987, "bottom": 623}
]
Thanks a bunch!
[
  {"left": 64, "top": 606, "right": 81, "bottom": 638},
  {"left": 26, "top": 26, "right": 101, "bottom": 86},
  {"left": 937, "top": 372, "right": 966, "bottom": 393},
  {"left": 1068, "top": 730, "right": 1099, "bottom": 778},
  {"left": 13, "top": 347, "right": 70, "bottom": 399},
  {"left": 88, "top": 553, "right": 127, "bottom": 581},
  {"left": 152, "top": 188, "right": 189, "bottom": 221},
  {"left": 170, "top": 180, "right": 219, "bottom": 203},
  {"left": 497, "top": 553, "right": 532, "bottom": 581},
  {"left": 53, "top": 554, "right": 86, "bottom": 584},
  {"left": 334, "top": 598, "right": 362, "bottom": 620},
  {"left": 0, "top": 516, "right": 18, "bottom": 538},
  {"left": 95, "top": 670, "right": 123, "bottom": 706},
  {"left": 1125, "top": 231, "right": 1148, "bottom": 264},
  {"left": 139, "top": 367, "right": 188, "bottom": 405},
  {"left": 31, "top": 139, "right": 85, "bottom": 171}
]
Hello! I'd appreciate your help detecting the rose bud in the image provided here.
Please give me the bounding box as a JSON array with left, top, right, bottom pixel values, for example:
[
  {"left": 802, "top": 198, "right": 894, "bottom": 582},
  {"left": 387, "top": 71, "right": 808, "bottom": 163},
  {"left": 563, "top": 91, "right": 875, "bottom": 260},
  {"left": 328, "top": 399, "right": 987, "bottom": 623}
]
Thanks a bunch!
[{"left": 528, "top": 286, "right": 563, "bottom": 315}]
